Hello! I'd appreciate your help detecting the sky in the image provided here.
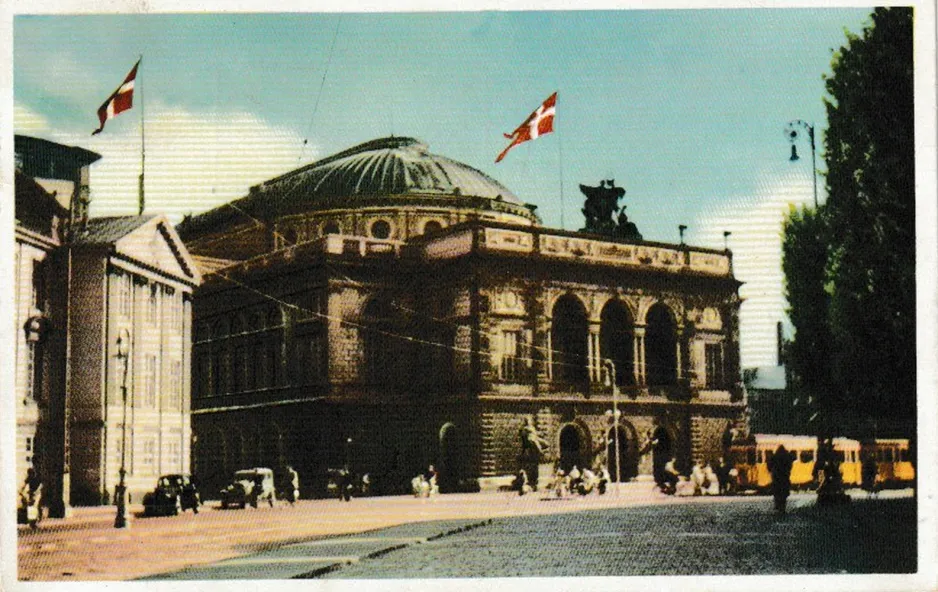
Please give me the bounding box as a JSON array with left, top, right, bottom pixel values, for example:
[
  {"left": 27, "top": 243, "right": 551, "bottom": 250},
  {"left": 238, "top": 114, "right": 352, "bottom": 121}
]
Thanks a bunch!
[{"left": 11, "top": 8, "right": 876, "bottom": 368}]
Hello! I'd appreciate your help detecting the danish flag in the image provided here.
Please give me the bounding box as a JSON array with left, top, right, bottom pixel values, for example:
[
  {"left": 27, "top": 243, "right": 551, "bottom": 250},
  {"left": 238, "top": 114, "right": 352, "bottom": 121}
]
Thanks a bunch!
[
  {"left": 496, "top": 92, "right": 557, "bottom": 163},
  {"left": 92, "top": 59, "right": 140, "bottom": 135}
]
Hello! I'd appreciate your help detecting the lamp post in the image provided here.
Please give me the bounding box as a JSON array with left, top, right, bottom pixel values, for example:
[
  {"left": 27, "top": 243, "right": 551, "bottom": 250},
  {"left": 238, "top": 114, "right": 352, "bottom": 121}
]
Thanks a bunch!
[
  {"left": 785, "top": 120, "right": 818, "bottom": 208},
  {"left": 344, "top": 437, "right": 352, "bottom": 472},
  {"left": 603, "top": 359, "right": 622, "bottom": 490},
  {"left": 114, "top": 328, "right": 131, "bottom": 529}
]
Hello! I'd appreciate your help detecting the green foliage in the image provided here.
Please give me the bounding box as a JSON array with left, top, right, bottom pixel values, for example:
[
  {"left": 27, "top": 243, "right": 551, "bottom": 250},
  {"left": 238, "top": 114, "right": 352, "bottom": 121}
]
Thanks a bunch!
[{"left": 783, "top": 7, "right": 915, "bottom": 435}]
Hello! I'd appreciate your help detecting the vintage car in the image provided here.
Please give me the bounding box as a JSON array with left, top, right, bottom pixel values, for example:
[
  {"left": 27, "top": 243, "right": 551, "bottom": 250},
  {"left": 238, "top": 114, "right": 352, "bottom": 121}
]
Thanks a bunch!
[
  {"left": 220, "top": 468, "right": 276, "bottom": 509},
  {"left": 142, "top": 474, "right": 201, "bottom": 516}
]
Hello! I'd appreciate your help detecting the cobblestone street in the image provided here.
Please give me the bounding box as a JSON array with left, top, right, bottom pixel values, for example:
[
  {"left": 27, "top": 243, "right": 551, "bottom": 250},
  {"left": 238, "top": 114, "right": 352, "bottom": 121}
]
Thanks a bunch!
[{"left": 17, "top": 485, "right": 916, "bottom": 581}]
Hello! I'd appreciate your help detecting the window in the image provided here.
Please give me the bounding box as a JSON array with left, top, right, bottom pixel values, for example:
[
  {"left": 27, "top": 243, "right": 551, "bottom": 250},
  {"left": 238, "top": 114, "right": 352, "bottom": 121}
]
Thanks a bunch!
[
  {"left": 25, "top": 341, "right": 37, "bottom": 401},
  {"left": 499, "top": 331, "right": 523, "bottom": 382},
  {"left": 167, "top": 439, "right": 181, "bottom": 469},
  {"left": 31, "top": 260, "right": 46, "bottom": 311},
  {"left": 141, "top": 438, "right": 157, "bottom": 475},
  {"left": 800, "top": 450, "right": 814, "bottom": 463},
  {"left": 370, "top": 220, "right": 391, "bottom": 239},
  {"left": 211, "top": 352, "right": 224, "bottom": 395},
  {"left": 295, "top": 334, "right": 323, "bottom": 384},
  {"left": 705, "top": 343, "right": 725, "bottom": 388},
  {"left": 166, "top": 360, "right": 183, "bottom": 409},
  {"left": 145, "top": 355, "right": 158, "bottom": 408},
  {"left": 322, "top": 222, "right": 340, "bottom": 235},
  {"left": 118, "top": 274, "right": 132, "bottom": 317},
  {"left": 147, "top": 285, "right": 158, "bottom": 325},
  {"left": 423, "top": 220, "right": 443, "bottom": 234}
]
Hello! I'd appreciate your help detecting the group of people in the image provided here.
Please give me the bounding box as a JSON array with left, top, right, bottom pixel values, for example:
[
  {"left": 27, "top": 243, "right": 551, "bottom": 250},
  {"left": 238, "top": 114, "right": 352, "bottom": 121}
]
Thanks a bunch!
[
  {"left": 657, "top": 457, "right": 737, "bottom": 497},
  {"left": 544, "top": 465, "right": 611, "bottom": 497},
  {"left": 411, "top": 465, "right": 440, "bottom": 498}
]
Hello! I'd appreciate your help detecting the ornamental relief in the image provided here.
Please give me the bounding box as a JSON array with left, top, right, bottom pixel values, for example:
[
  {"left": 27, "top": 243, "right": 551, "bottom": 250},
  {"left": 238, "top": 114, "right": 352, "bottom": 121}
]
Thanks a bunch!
[{"left": 490, "top": 288, "right": 526, "bottom": 315}]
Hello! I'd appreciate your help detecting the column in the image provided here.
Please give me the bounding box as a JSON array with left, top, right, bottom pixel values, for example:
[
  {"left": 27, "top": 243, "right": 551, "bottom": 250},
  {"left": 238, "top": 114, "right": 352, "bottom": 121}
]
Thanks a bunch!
[
  {"left": 588, "top": 324, "right": 602, "bottom": 383},
  {"left": 633, "top": 325, "right": 646, "bottom": 386}
]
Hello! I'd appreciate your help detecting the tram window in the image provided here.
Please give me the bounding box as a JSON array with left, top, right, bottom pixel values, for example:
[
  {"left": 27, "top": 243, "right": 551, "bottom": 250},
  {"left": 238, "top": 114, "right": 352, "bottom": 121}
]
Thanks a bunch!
[
  {"left": 747, "top": 449, "right": 756, "bottom": 465},
  {"left": 900, "top": 449, "right": 911, "bottom": 462},
  {"left": 800, "top": 450, "right": 814, "bottom": 463},
  {"left": 764, "top": 450, "right": 774, "bottom": 464}
]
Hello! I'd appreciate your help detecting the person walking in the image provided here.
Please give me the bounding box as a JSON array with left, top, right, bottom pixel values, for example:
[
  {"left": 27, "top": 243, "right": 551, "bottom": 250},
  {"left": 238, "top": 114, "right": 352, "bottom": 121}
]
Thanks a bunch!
[{"left": 767, "top": 444, "right": 794, "bottom": 515}]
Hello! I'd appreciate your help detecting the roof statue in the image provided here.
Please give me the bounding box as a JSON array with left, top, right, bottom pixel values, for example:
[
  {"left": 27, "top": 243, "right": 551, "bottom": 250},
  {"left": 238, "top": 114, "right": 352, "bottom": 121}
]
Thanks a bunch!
[{"left": 580, "top": 179, "right": 642, "bottom": 241}]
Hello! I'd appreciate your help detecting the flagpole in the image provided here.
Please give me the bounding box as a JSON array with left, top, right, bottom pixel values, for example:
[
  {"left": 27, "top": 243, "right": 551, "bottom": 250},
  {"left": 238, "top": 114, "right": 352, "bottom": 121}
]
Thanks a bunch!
[
  {"left": 558, "top": 132, "right": 565, "bottom": 230},
  {"left": 138, "top": 55, "right": 145, "bottom": 216}
]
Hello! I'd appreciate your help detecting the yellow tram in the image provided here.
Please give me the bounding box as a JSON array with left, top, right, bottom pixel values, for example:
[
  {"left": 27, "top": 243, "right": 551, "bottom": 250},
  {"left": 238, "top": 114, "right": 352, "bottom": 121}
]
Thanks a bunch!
[
  {"left": 863, "top": 438, "right": 915, "bottom": 487},
  {"left": 729, "top": 434, "right": 817, "bottom": 491},
  {"left": 832, "top": 437, "right": 862, "bottom": 486}
]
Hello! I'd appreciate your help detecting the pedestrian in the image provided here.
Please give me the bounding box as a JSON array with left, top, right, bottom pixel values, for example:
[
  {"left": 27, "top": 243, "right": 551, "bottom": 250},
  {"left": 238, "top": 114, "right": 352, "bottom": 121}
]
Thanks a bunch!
[
  {"left": 690, "top": 460, "right": 705, "bottom": 496},
  {"left": 513, "top": 469, "right": 532, "bottom": 496},
  {"left": 18, "top": 468, "right": 43, "bottom": 528},
  {"left": 861, "top": 453, "right": 878, "bottom": 497},
  {"left": 767, "top": 444, "right": 794, "bottom": 515},
  {"left": 285, "top": 465, "right": 299, "bottom": 505},
  {"left": 597, "top": 466, "right": 610, "bottom": 495},
  {"left": 568, "top": 465, "right": 582, "bottom": 493},
  {"left": 337, "top": 468, "right": 353, "bottom": 502},
  {"left": 703, "top": 462, "right": 720, "bottom": 496},
  {"left": 715, "top": 457, "right": 731, "bottom": 495},
  {"left": 661, "top": 457, "right": 680, "bottom": 495},
  {"left": 553, "top": 467, "right": 567, "bottom": 498},
  {"left": 579, "top": 467, "right": 596, "bottom": 495}
]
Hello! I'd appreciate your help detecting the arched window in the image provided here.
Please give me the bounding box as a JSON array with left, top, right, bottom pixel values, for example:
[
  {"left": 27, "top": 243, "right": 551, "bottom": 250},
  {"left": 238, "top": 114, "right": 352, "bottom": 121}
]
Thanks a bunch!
[
  {"left": 423, "top": 220, "right": 443, "bottom": 235},
  {"left": 646, "top": 303, "right": 677, "bottom": 386},
  {"left": 361, "top": 296, "right": 409, "bottom": 388},
  {"left": 600, "top": 300, "right": 634, "bottom": 387},
  {"left": 322, "top": 221, "right": 341, "bottom": 236},
  {"left": 551, "top": 294, "right": 588, "bottom": 385}
]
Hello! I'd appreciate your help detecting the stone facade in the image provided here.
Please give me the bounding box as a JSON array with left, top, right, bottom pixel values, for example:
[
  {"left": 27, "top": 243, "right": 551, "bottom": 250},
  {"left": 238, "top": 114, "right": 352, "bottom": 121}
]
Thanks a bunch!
[{"left": 181, "top": 137, "right": 747, "bottom": 497}]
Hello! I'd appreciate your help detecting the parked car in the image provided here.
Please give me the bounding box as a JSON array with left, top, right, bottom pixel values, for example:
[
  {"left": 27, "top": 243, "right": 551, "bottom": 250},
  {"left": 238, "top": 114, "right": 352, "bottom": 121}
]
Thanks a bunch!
[
  {"left": 142, "top": 474, "right": 201, "bottom": 516},
  {"left": 220, "top": 468, "right": 275, "bottom": 509}
]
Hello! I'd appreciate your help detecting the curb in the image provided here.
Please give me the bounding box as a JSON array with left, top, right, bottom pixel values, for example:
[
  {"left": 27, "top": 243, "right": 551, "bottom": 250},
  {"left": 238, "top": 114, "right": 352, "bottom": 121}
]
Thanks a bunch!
[{"left": 292, "top": 518, "right": 494, "bottom": 579}]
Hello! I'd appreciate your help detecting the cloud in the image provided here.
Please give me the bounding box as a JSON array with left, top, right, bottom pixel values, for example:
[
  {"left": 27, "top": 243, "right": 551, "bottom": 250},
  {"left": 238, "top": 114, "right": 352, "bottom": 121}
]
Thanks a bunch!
[
  {"left": 16, "top": 102, "right": 313, "bottom": 222},
  {"left": 695, "top": 171, "right": 815, "bottom": 369},
  {"left": 14, "top": 103, "right": 51, "bottom": 135}
]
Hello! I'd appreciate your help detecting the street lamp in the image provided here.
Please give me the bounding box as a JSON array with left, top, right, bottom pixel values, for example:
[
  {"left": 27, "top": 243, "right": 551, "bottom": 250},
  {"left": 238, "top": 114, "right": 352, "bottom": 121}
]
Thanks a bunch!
[
  {"left": 114, "top": 328, "right": 131, "bottom": 529},
  {"left": 678, "top": 225, "right": 687, "bottom": 246},
  {"left": 603, "top": 359, "right": 622, "bottom": 489},
  {"left": 344, "top": 437, "right": 352, "bottom": 471},
  {"left": 785, "top": 120, "right": 818, "bottom": 208}
]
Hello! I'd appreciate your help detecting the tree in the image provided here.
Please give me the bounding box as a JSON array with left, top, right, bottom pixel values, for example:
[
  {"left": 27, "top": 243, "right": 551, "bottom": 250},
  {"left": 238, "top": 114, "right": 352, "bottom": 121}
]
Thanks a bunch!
[
  {"left": 782, "top": 205, "right": 837, "bottom": 432},
  {"left": 783, "top": 8, "right": 915, "bottom": 436}
]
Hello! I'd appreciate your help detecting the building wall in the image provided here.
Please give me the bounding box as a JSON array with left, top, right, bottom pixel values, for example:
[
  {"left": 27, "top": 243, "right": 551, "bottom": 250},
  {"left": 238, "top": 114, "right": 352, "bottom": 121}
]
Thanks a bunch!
[
  {"left": 68, "top": 255, "right": 195, "bottom": 505},
  {"left": 13, "top": 234, "right": 56, "bottom": 487}
]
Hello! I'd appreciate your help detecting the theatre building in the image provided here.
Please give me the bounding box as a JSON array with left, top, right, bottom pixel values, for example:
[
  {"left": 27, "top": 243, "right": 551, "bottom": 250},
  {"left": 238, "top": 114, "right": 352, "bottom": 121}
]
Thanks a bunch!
[{"left": 178, "top": 136, "right": 747, "bottom": 495}]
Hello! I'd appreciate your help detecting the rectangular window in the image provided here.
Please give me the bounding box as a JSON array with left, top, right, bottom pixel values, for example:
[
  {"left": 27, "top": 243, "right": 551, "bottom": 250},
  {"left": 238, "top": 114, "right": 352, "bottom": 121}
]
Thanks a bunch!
[
  {"left": 166, "top": 360, "right": 182, "bottom": 409},
  {"left": 499, "top": 331, "right": 523, "bottom": 382},
  {"left": 32, "top": 260, "right": 46, "bottom": 311},
  {"left": 705, "top": 343, "right": 725, "bottom": 389},
  {"left": 145, "top": 355, "right": 158, "bottom": 407},
  {"left": 147, "top": 285, "right": 158, "bottom": 325},
  {"left": 26, "top": 437, "right": 32, "bottom": 452},
  {"left": 141, "top": 438, "right": 157, "bottom": 475},
  {"left": 25, "top": 341, "right": 37, "bottom": 401},
  {"left": 211, "top": 352, "right": 223, "bottom": 395},
  {"left": 167, "top": 439, "right": 181, "bottom": 469}
]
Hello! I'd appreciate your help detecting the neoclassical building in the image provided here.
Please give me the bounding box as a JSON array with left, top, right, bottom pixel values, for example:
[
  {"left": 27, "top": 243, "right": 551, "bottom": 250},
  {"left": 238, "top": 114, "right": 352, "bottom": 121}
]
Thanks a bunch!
[
  {"left": 178, "top": 136, "right": 746, "bottom": 495},
  {"left": 14, "top": 135, "right": 200, "bottom": 513}
]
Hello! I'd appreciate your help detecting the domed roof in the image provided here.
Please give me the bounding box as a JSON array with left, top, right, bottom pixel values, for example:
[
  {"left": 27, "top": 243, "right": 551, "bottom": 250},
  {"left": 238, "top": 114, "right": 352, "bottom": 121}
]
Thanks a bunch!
[{"left": 254, "top": 136, "right": 522, "bottom": 205}]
